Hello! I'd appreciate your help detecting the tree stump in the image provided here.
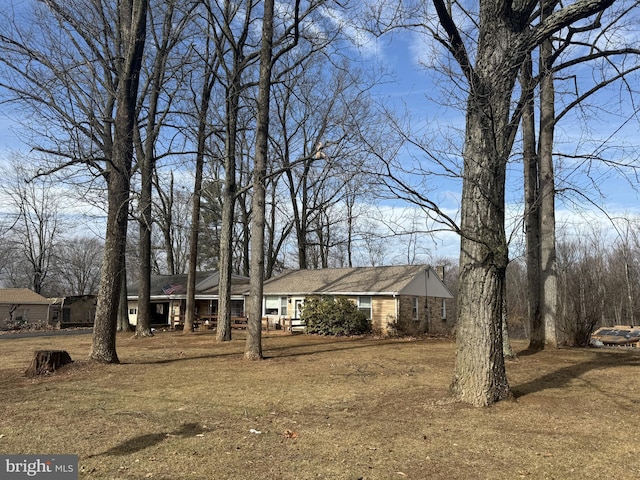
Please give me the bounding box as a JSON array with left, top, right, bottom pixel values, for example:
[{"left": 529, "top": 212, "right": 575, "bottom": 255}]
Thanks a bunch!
[{"left": 25, "top": 350, "right": 73, "bottom": 377}]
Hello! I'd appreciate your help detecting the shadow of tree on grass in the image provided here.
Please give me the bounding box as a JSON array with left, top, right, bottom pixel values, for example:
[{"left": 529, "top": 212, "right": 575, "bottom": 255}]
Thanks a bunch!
[
  {"left": 98, "top": 422, "right": 206, "bottom": 457},
  {"left": 511, "top": 349, "right": 640, "bottom": 404}
]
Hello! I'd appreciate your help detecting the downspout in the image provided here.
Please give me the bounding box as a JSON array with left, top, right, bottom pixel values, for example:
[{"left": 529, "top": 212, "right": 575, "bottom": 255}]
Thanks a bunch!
[
  {"left": 425, "top": 268, "right": 430, "bottom": 333},
  {"left": 394, "top": 294, "right": 399, "bottom": 329}
]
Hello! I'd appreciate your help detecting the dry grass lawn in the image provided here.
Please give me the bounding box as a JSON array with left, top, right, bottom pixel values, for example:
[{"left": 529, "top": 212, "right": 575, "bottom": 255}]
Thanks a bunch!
[{"left": 1, "top": 330, "right": 640, "bottom": 479}]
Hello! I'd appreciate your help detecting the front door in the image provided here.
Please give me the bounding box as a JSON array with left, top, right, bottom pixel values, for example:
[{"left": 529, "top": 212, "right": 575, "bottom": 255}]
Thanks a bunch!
[{"left": 293, "top": 298, "right": 304, "bottom": 319}]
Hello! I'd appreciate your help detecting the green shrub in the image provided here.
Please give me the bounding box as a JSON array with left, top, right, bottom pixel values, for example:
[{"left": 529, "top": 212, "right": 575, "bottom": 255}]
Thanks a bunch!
[{"left": 302, "top": 296, "right": 371, "bottom": 336}]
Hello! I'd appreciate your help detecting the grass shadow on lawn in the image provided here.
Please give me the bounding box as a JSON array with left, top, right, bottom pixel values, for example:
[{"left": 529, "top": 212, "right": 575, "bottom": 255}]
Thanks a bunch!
[
  {"left": 512, "top": 348, "right": 640, "bottom": 402},
  {"left": 95, "top": 423, "right": 207, "bottom": 457},
  {"left": 262, "top": 336, "right": 403, "bottom": 359},
  {"left": 130, "top": 335, "right": 405, "bottom": 364}
]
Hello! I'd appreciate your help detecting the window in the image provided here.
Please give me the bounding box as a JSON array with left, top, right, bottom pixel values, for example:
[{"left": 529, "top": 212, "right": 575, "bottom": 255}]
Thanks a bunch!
[
  {"left": 358, "top": 296, "right": 372, "bottom": 320},
  {"left": 265, "top": 296, "right": 280, "bottom": 315},
  {"left": 129, "top": 308, "right": 137, "bottom": 315},
  {"left": 280, "top": 297, "right": 288, "bottom": 316},
  {"left": 412, "top": 297, "right": 419, "bottom": 320},
  {"left": 441, "top": 299, "right": 447, "bottom": 320},
  {"left": 231, "top": 300, "right": 245, "bottom": 317}
]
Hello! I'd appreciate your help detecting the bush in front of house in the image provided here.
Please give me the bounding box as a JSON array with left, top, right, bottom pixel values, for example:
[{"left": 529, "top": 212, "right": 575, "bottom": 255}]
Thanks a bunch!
[{"left": 302, "top": 296, "right": 371, "bottom": 336}]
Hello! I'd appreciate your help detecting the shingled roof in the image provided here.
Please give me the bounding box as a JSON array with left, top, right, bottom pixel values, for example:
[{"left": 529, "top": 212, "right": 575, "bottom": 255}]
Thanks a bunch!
[
  {"left": 0, "top": 288, "right": 51, "bottom": 304},
  {"left": 127, "top": 271, "right": 250, "bottom": 298},
  {"left": 262, "top": 265, "right": 453, "bottom": 298}
]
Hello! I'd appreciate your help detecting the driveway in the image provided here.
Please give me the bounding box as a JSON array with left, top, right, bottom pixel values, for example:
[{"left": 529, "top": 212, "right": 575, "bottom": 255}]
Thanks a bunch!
[{"left": 0, "top": 329, "right": 93, "bottom": 339}]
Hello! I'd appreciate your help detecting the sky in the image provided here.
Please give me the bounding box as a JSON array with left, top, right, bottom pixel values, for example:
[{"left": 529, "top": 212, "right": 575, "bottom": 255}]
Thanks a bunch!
[
  {"left": 1, "top": 1, "right": 639, "bottom": 266},
  {"left": 360, "top": 19, "right": 640, "bottom": 258}
]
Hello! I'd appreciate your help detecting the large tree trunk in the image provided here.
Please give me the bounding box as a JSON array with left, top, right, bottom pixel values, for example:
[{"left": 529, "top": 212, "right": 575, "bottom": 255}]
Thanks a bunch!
[
  {"left": 135, "top": 155, "right": 154, "bottom": 337},
  {"left": 245, "top": 0, "right": 274, "bottom": 361},
  {"left": 117, "top": 266, "right": 132, "bottom": 332},
  {"left": 90, "top": 0, "right": 147, "bottom": 363},
  {"left": 217, "top": 78, "right": 241, "bottom": 343},
  {"left": 450, "top": 97, "right": 513, "bottom": 404},
  {"left": 185, "top": 44, "right": 214, "bottom": 334},
  {"left": 90, "top": 167, "right": 130, "bottom": 363},
  {"left": 448, "top": 9, "right": 519, "bottom": 407},
  {"left": 539, "top": 36, "right": 558, "bottom": 347},
  {"left": 522, "top": 52, "right": 543, "bottom": 350},
  {"left": 433, "top": 0, "right": 615, "bottom": 404}
]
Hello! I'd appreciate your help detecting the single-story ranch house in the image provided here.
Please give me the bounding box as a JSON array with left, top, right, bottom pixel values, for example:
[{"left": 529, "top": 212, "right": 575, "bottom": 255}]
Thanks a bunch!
[
  {"left": 262, "top": 265, "right": 454, "bottom": 335},
  {"left": 127, "top": 271, "right": 250, "bottom": 328},
  {"left": 126, "top": 265, "right": 454, "bottom": 335},
  {"left": 0, "top": 288, "right": 54, "bottom": 329}
]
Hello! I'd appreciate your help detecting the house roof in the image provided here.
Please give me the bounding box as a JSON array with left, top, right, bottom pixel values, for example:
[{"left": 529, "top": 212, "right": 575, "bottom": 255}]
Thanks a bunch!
[
  {"left": 262, "top": 265, "right": 454, "bottom": 298},
  {"left": 0, "top": 288, "right": 51, "bottom": 305},
  {"left": 128, "top": 271, "right": 213, "bottom": 297},
  {"left": 128, "top": 271, "right": 250, "bottom": 298},
  {"left": 199, "top": 274, "right": 251, "bottom": 296}
]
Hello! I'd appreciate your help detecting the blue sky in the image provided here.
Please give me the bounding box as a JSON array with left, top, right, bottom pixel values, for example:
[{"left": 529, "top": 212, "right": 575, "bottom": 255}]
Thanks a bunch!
[
  {"left": 364, "top": 20, "right": 640, "bottom": 254},
  {"left": 1, "top": 2, "right": 639, "bottom": 264}
]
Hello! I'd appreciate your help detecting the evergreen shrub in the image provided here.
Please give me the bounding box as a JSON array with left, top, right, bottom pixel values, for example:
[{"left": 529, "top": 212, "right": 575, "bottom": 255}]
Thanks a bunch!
[{"left": 302, "top": 296, "right": 371, "bottom": 336}]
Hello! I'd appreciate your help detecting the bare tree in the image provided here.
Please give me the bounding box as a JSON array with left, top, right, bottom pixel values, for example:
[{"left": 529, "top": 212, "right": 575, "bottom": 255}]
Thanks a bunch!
[
  {"left": 428, "top": 0, "right": 616, "bottom": 405},
  {"left": 201, "top": 0, "right": 261, "bottom": 342},
  {"left": 0, "top": 161, "right": 62, "bottom": 295},
  {"left": 133, "top": 0, "right": 193, "bottom": 337},
  {"left": 0, "top": 0, "right": 148, "bottom": 361},
  {"left": 183, "top": 7, "right": 219, "bottom": 333},
  {"left": 522, "top": 3, "right": 640, "bottom": 350},
  {"left": 244, "top": 0, "right": 275, "bottom": 360},
  {"left": 54, "top": 237, "right": 104, "bottom": 295},
  {"left": 90, "top": 0, "right": 148, "bottom": 362},
  {"left": 271, "top": 55, "right": 385, "bottom": 270}
]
